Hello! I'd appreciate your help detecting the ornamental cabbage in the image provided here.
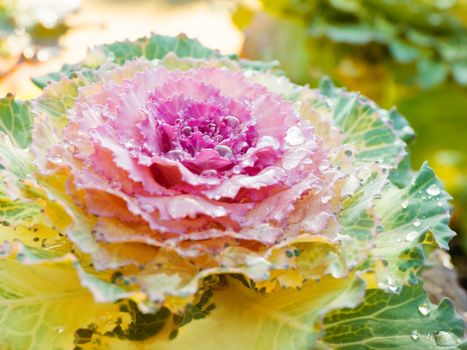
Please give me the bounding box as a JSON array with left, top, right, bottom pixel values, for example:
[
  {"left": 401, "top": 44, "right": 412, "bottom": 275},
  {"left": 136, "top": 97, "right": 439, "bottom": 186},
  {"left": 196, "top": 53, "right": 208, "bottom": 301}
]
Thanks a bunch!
[{"left": 0, "top": 34, "right": 465, "bottom": 349}]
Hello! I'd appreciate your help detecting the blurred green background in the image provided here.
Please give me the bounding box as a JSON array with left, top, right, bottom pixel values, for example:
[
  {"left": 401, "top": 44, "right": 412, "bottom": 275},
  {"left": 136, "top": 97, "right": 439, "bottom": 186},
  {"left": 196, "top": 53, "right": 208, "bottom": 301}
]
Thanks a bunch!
[{"left": 233, "top": 0, "right": 467, "bottom": 287}]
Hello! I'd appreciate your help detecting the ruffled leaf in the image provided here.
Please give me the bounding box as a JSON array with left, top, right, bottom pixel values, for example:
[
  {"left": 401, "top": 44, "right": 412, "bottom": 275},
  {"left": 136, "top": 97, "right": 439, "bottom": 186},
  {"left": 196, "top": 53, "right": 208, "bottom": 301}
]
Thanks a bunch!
[
  {"left": 372, "top": 163, "right": 456, "bottom": 287},
  {"left": 318, "top": 77, "right": 406, "bottom": 170},
  {"left": 0, "top": 94, "right": 33, "bottom": 149},
  {"left": 32, "top": 34, "right": 220, "bottom": 88},
  {"left": 340, "top": 162, "right": 456, "bottom": 290}
]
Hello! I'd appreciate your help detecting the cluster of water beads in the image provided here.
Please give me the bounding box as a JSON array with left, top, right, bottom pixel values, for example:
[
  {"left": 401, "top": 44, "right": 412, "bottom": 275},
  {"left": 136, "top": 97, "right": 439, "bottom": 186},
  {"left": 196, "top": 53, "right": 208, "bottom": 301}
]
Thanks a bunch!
[
  {"left": 411, "top": 330, "right": 458, "bottom": 346},
  {"left": 410, "top": 301, "right": 459, "bottom": 346}
]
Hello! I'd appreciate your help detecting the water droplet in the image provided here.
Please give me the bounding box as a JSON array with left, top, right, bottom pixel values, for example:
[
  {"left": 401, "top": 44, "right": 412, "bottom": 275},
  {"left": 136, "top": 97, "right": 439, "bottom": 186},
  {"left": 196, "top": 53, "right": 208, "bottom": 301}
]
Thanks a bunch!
[
  {"left": 54, "top": 326, "right": 65, "bottom": 334},
  {"left": 202, "top": 169, "right": 218, "bottom": 177},
  {"left": 141, "top": 204, "right": 153, "bottom": 212},
  {"left": 401, "top": 200, "right": 409, "bottom": 209},
  {"left": 110, "top": 180, "right": 121, "bottom": 189},
  {"left": 411, "top": 330, "right": 420, "bottom": 341},
  {"left": 385, "top": 276, "right": 399, "bottom": 293},
  {"left": 320, "top": 193, "right": 333, "bottom": 204},
  {"left": 426, "top": 184, "right": 441, "bottom": 197},
  {"left": 50, "top": 157, "right": 63, "bottom": 164},
  {"left": 167, "top": 149, "right": 185, "bottom": 160},
  {"left": 213, "top": 135, "right": 223, "bottom": 143},
  {"left": 98, "top": 312, "right": 114, "bottom": 325},
  {"left": 318, "top": 159, "right": 331, "bottom": 172},
  {"left": 182, "top": 126, "right": 192, "bottom": 135},
  {"left": 285, "top": 126, "right": 305, "bottom": 145},
  {"left": 405, "top": 231, "right": 419, "bottom": 242},
  {"left": 214, "top": 145, "right": 233, "bottom": 158},
  {"left": 208, "top": 122, "right": 217, "bottom": 130},
  {"left": 434, "top": 331, "right": 457, "bottom": 347},
  {"left": 418, "top": 303, "right": 430, "bottom": 316},
  {"left": 123, "top": 139, "right": 137, "bottom": 149},
  {"left": 224, "top": 116, "right": 240, "bottom": 128},
  {"left": 413, "top": 219, "right": 421, "bottom": 227},
  {"left": 257, "top": 136, "right": 279, "bottom": 149}
]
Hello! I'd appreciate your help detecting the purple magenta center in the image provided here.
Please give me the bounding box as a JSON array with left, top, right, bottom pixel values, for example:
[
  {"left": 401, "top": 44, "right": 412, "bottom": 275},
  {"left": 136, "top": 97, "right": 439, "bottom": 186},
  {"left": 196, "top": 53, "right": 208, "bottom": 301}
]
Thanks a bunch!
[{"left": 144, "top": 93, "right": 259, "bottom": 175}]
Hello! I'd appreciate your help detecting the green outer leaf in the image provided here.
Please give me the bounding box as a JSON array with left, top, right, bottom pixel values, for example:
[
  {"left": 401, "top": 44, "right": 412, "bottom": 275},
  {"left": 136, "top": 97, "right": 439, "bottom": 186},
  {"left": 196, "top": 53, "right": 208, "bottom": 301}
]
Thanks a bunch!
[
  {"left": 0, "top": 191, "right": 43, "bottom": 228},
  {"left": 31, "top": 64, "right": 74, "bottom": 89},
  {"left": 375, "top": 163, "right": 455, "bottom": 251},
  {"left": 322, "top": 284, "right": 465, "bottom": 349},
  {"left": 318, "top": 77, "right": 406, "bottom": 170},
  {"left": 0, "top": 94, "right": 33, "bottom": 149},
  {"left": 93, "top": 33, "right": 220, "bottom": 65},
  {"left": 339, "top": 171, "right": 384, "bottom": 241},
  {"left": 387, "top": 108, "right": 415, "bottom": 145},
  {"left": 341, "top": 162, "right": 456, "bottom": 288},
  {"left": 32, "top": 34, "right": 220, "bottom": 89},
  {"left": 0, "top": 133, "right": 33, "bottom": 178},
  {"left": 32, "top": 33, "right": 278, "bottom": 90}
]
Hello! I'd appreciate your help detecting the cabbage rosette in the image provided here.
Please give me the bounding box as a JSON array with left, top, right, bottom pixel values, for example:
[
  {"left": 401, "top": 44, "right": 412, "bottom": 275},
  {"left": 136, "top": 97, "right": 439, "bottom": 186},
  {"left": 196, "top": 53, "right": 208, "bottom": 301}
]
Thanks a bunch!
[{"left": 0, "top": 34, "right": 464, "bottom": 349}]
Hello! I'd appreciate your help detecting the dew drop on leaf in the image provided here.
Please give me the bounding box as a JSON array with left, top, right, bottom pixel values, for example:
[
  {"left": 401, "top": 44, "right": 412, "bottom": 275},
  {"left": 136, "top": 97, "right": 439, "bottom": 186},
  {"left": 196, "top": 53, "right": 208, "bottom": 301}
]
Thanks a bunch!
[
  {"left": 413, "top": 219, "right": 421, "bottom": 227},
  {"left": 405, "top": 231, "right": 419, "bottom": 242},
  {"left": 411, "top": 330, "right": 420, "bottom": 341},
  {"left": 418, "top": 303, "right": 430, "bottom": 316},
  {"left": 434, "top": 331, "right": 457, "bottom": 347},
  {"left": 426, "top": 184, "right": 441, "bottom": 197},
  {"left": 54, "top": 326, "right": 65, "bottom": 334},
  {"left": 401, "top": 200, "right": 409, "bottom": 209}
]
